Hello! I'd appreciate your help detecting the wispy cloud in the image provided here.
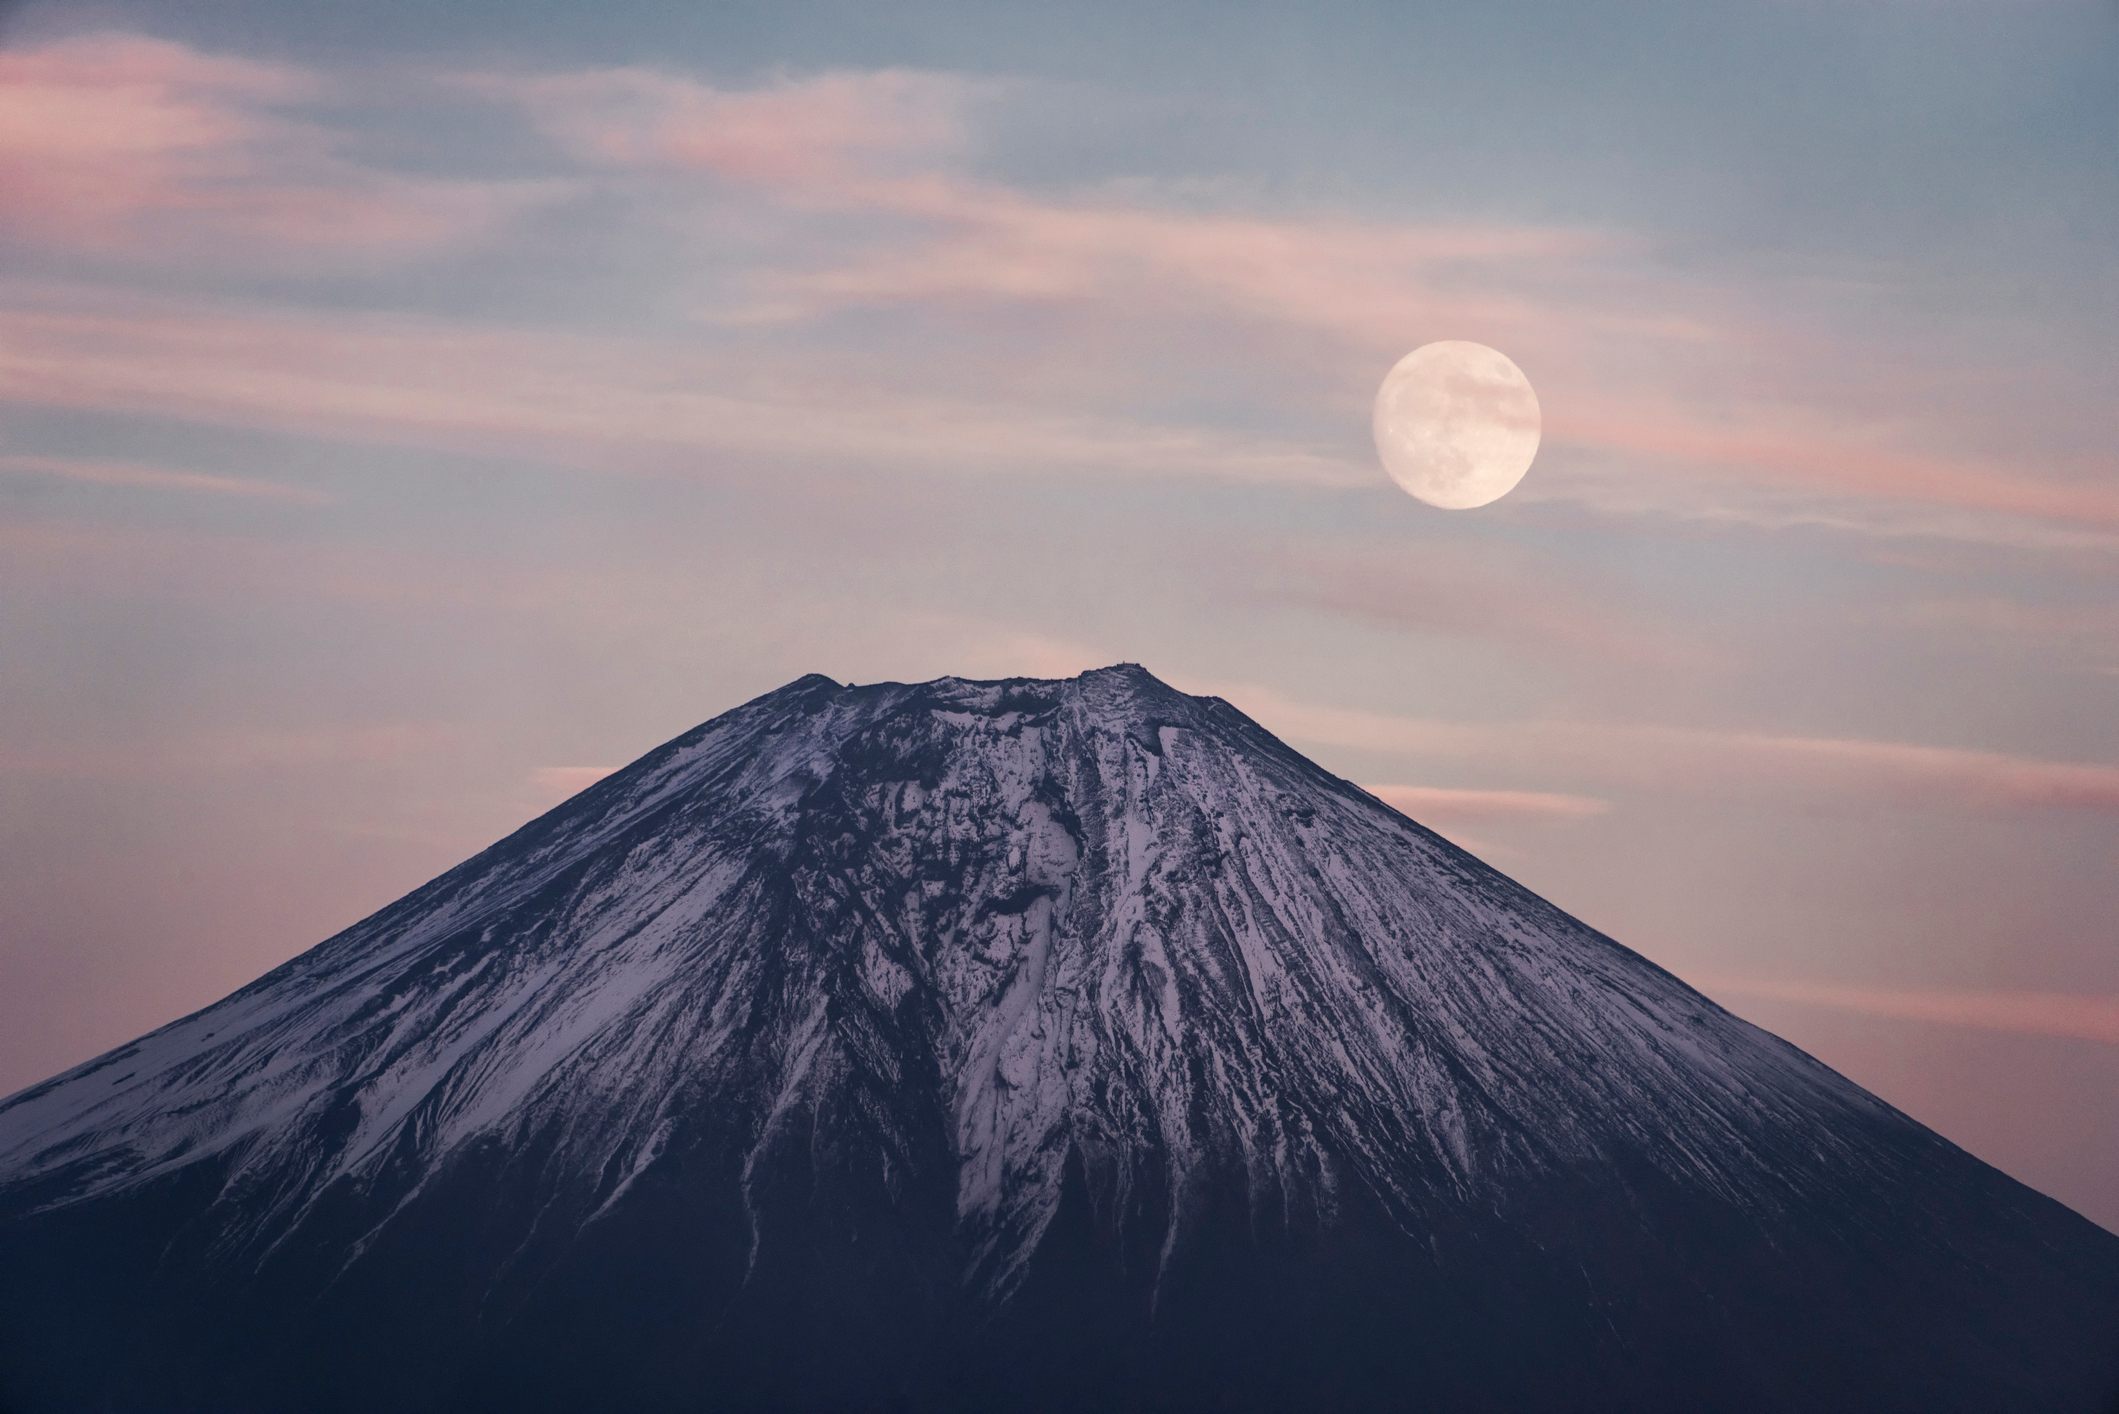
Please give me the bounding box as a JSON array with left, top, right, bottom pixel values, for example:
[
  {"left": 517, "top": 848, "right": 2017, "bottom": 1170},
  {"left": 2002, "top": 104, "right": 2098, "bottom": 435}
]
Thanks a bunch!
[
  {"left": 1550, "top": 398, "right": 2119, "bottom": 550},
  {"left": 1196, "top": 678, "right": 2119, "bottom": 817},
  {"left": 0, "top": 452, "right": 327, "bottom": 503},
  {"left": 0, "top": 32, "right": 556, "bottom": 263},
  {"left": 485, "top": 63, "right": 1625, "bottom": 342},
  {"left": 0, "top": 36, "right": 2106, "bottom": 559},
  {"left": 8, "top": 37, "right": 2102, "bottom": 546},
  {"left": 477, "top": 58, "right": 2119, "bottom": 553},
  {"left": 1708, "top": 731, "right": 2119, "bottom": 813},
  {"left": 0, "top": 282, "right": 1369, "bottom": 488},
  {"left": 1700, "top": 974, "right": 2119, "bottom": 1048},
  {"left": 1367, "top": 784, "right": 1611, "bottom": 823},
  {"left": 473, "top": 65, "right": 983, "bottom": 186}
]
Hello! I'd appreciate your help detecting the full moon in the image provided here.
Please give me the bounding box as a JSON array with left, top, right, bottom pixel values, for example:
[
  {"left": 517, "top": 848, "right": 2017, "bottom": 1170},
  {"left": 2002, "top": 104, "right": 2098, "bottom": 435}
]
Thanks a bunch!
[{"left": 1372, "top": 341, "right": 1541, "bottom": 509}]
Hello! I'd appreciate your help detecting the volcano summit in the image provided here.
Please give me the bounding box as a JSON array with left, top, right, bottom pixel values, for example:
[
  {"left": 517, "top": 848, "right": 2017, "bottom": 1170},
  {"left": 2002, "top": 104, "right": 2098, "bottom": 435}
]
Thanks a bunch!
[{"left": 1, "top": 666, "right": 2114, "bottom": 1412}]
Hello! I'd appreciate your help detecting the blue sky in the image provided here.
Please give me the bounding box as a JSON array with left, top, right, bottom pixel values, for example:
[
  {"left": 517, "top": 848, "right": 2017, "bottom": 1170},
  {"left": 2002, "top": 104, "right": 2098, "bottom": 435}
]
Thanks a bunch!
[{"left": 1, "top": 0, "right": 2115, "bottom": 1224}]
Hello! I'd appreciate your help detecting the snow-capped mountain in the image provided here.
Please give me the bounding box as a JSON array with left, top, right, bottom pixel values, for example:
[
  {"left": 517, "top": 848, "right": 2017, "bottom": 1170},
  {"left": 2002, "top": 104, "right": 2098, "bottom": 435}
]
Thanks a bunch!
[{"left": 2, "top": 665, "right": 2114, "bottom": 1412}]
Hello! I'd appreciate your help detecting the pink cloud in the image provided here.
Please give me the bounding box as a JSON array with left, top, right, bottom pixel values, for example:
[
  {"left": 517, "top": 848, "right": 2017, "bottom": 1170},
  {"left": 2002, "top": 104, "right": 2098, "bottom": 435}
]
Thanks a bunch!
[
  {"left": 1, "top": 45, "right": 2105, "bottom": 554},
  {"left": 1174, "top": 681, "right": 1499, "bottom": 760},
  {"left": 741, "top": 177, "right": 1610, "bottom": 341},
  {"left": 1551, "top": 397, "right": 2119, "bottom": 546},
  {"left": 483, "top": 62, "right": 1626, "bottom": 342},
  {"left": 0, "top": 452, "right": 327, "bottom": 503},
  {"left": 1699, "top": 975, "right": 2119, "bottom": 1048},
  {"left": 0, "top": 34, "right": 298, "bottom": 240},
  {"left": 0, "top": 282, "right": 1369, "bottom": 488},
  {"left": 1367, "top": 785, "right": 1610, "bottom": 823},
  {"left": 1715, "top": 732, "right": 2119, "bottom": 813},
  {"left": 0, "top": 32, "right": 552, "bottom": 261},
  {"left": 484, "top": 61, "right": 2119, "bottom": 551},
  {"left": 1191, "top": 678, "right": 2119, "bottom": 818}
]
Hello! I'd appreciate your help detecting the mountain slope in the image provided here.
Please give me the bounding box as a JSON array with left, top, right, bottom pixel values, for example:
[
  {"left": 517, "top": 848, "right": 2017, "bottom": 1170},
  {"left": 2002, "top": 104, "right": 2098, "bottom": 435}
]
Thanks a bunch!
[{"left": 2, "top": 665, "right": 2115, "bottom": 1412}]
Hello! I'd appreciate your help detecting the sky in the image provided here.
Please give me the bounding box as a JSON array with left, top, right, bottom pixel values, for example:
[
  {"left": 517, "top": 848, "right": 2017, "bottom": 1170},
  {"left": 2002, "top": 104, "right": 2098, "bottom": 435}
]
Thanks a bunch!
[{"left": 0, "top": 0, "right": 2114, "bottom": 1226}]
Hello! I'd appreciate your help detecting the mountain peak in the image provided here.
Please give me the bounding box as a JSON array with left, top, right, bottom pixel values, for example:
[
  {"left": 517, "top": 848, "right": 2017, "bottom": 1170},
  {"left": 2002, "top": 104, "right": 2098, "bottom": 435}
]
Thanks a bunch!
[
  {"left": 738, "top": 661, "right": 1212, "bottom": 744},
  {"left": 1073, "top": 658, "right": 1197, "bottom": 705},
  {"left": 778, "top": 660, "right": 1187, "bottom": 701}
]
